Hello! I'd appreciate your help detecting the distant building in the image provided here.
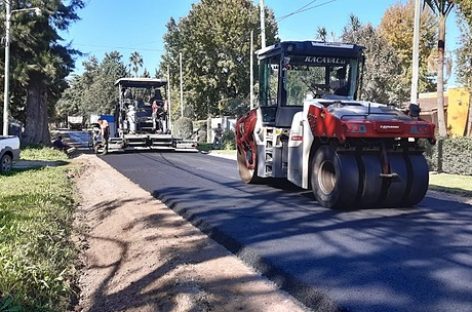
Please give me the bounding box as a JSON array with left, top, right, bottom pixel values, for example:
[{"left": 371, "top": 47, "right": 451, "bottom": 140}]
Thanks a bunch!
[{"left": 416, "top": 88, "right": 471, "bottom": 137}]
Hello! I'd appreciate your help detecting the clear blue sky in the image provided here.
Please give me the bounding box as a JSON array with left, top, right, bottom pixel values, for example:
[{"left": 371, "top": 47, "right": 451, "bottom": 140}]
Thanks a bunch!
[{"left": 60, "top": 0, "right": 460, "bottom": 78}]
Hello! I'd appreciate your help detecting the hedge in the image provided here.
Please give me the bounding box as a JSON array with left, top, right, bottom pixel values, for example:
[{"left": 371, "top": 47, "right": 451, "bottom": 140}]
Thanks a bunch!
[
  {"left": 423, "top": 137, "right": 472, "bottom": 176},
  {"left": 222, "top": 129, "right": 236, "bottom": 150}
]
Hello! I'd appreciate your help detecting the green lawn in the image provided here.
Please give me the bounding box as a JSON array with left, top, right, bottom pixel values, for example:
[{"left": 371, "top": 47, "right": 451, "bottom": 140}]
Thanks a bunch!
[
  {"left": 0, "top": 148, "right": 78, "bottom": 311},
  {"left": 20, "top": 147, "right": 71, "bottom": 161},
  {"left": 429, "top": 173, "right": 472, "bottom": 197},
  {"left": 197, "top": 143, "right": 213, "bottom": 152}
]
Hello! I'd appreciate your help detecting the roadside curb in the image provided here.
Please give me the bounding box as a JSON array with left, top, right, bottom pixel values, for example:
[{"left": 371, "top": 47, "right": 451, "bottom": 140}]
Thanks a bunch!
[
  {"left": 13, "top": 159, "right": 68, "bottom": 170},
  {"left": 427, "top": 190, "right": 472, "bottom": 205}
]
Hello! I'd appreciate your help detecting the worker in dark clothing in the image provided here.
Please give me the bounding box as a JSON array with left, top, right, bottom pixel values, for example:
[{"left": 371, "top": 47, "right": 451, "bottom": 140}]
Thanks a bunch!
[
  {"left": 331, "top": 67, "right": 348, "bottom": 96},
  {"left": 123, "top": 87, "right": 133, "bottom": 100},
  {"left": 149, "top": 88, "right": 163, "bottom": 105},
  {"left": 52, "top": 135, "right": 77, "bottom": 157},
  {"left": 213, "top": 123, "right": 223, "bottom": 149},
  {"left": 150, "top": 88, "right": 166, "bottom": 133},
  {"left": 52, "top": 135, "right": 70, "bottom": 151},
  {"left": 97, "top": 119, "right": 110, "bottom": 154}
]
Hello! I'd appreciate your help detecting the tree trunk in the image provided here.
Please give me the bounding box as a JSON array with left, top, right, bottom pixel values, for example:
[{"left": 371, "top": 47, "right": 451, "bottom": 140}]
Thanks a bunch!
[
  {"left": 468, "top": 89, "right": 472, "bottom": 136},
  {"left": 436, "top": 16, "right": 448, "bottom": 137},
  {"left": 23, "top": 79, "right": 51, "bottom": 145}
]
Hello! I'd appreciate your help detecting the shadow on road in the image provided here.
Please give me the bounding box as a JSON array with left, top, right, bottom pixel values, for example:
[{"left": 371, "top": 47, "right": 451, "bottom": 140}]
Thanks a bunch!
[{"left": 154, "top": 183, "right": 472, "bottom": 311}]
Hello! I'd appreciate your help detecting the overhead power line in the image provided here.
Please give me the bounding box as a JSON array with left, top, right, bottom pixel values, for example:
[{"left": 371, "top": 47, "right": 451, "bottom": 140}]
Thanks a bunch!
[
  {"left": 278, "top": 0, "right": 337, "bottom": 22},
  {"left": 286, "top": 0, "right": 320, "bottom": 17}
]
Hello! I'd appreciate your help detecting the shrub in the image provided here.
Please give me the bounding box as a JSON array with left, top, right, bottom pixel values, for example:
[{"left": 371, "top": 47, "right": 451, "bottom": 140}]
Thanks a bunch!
[
  {"left": 424, "top": 137, "right": 472, "bottom": 175},
  {"left": 222, "top": 129, "right": 236, "bottom": 150},
  {"left": 196, "top": 123, "right": 208, "bottom": 144},
  {"left": 197, "top": 129, "right": 207, "bottom": 144},
  {"left": 173, "top": 117, "right": 193, "bottom": 140}
]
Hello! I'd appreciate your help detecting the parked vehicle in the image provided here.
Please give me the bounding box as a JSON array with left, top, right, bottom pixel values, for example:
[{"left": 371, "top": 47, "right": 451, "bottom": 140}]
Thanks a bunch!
[
  {"left": 67, "top": 115, "right": 84, "bottom": 130},
  {"left": 236, "top": 41, "right": 436, "bottom": 209},
  {"left": 0, "top": 136, "right": 20, "bottom": 173}
]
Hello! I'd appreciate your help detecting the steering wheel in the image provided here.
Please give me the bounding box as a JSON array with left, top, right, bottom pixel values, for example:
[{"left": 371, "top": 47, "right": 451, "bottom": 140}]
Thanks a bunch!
[{"left": 311, "top": 84, "right": 330, "bottom": 98}]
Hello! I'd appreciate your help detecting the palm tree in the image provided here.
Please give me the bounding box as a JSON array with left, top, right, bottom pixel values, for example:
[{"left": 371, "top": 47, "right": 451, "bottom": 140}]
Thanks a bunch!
[
  {"left": 316, "top": 26, "right": 328, "bottom": 42},
  {"left": 425, "top": 0, "right": 455, "bottom": 137},
  {"left": 129, "top": 52, "right": 144, "bottom": 77}
]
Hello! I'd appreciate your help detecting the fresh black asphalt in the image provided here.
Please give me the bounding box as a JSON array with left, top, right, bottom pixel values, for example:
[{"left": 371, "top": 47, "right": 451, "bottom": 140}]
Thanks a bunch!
[{"left": 102, "top": 152, "right": 472, "bottom": 312}]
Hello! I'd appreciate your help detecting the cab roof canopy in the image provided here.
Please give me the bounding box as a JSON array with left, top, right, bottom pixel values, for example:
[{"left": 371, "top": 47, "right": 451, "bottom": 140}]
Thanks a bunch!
[
  {"left": 257, "top": 41, "right": 364, "bottom": 60},
  {"left": 114, "top": 78, "right": 168, "bottom": 88}
]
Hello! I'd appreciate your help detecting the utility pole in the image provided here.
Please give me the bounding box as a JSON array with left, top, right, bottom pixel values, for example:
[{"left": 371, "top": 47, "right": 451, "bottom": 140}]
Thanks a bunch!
[
  {"left": 3, "top": 1, "right": 11, "bottom": 136},
  {"left": 410, "top": 0, "right": 421, "bottom": 106},
  {"left": 250, "top": 30, "right": 254, "bottom": 109},
  {"left": 179, "top": 52, "right": 184, "bottom": 118},
  {"left": 3, "top": 4, "right": 40, "bottom": 136},
  {"left": 167, "top": 65, "right": 172, "bottom": 131},
  {"left": 259, "top": 0, "right": 266, "bottom": 48}
]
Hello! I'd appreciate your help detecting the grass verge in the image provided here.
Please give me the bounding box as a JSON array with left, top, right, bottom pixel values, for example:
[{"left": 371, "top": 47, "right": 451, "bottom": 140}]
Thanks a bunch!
[
  {"left": 429, "top": 173, "right": 472, "bottom": 197},
  {"left": 0, "top": 147, "right": 79, "bottom": 311},
  {"left": 210, "top": 149, "right": 237, "bottom": 157},
  {"left": 197, "top": 143, "right": 237, "bottom": 155}
]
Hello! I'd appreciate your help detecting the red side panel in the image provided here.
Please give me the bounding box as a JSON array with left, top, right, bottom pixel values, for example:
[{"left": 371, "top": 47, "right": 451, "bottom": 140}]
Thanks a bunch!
[
  {"left": 307, "top": 104, "right": 436, "bottom": 141},
  {"left": 236, "top": 109, "right": 258, "bottom": 170},
  {"left": 307, "top": 105, "right": 347, "bottom": 142}
]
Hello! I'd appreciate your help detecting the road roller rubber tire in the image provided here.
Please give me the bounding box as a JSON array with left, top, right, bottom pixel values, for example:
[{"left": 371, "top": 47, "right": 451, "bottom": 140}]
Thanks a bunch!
[
  {"left": 359, "top": 154, "right": 383, "bottom": 208},
  {"left": 311, "top": 145, "right": 359, "bottom": 209},
  {"left": 403, "top": 154, "right": 429, "bottom": 206},
  {"left": 382, "top": 153, "right": 409, "bottom": 207},
  {"left": 237, "top": 143, "right": 261, "bottom": 184}
]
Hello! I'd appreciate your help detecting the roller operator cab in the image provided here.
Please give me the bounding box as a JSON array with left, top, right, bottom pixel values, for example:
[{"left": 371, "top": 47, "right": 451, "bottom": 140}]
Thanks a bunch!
[{"left": 236, "top": 41, "right": 436, "bottom": 209}]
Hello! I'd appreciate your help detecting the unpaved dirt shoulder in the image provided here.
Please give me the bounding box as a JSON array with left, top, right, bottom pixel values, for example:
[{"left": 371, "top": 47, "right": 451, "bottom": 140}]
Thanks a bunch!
[{"left": 74, "top": 154, "right": 308, "bottom": 312}]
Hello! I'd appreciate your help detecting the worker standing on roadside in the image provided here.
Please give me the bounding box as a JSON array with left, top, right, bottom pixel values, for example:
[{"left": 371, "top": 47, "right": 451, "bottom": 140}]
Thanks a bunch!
[
  {"left": 213, "top": 123, "right": 223, "bottom": 149},
  {"left": 97, "top": 118, "right": 110, "bottom": 154},
  {"left": 152, "top": 99, "right": 160, "bottom": 132}
]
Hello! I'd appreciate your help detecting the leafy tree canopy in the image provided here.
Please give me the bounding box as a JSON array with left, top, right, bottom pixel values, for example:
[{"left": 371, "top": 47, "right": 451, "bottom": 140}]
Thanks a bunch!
[
  {"left": 378, "top": 0, "right": 437, "bottom": 93},
  {"left": 457, "top": 0, "right": 472, "bottom": 24},
  {"left": 160, "top": 0, "right": 279, "bottom": 120},
  {"left": 56, "top": 51, "right": 129, "bottom": 120},
  {"left": 456, "top": 0, "right": 472, "bottom": 90},
  {"left": 342, "top": 15, "right": 405, "bottom": 105}
]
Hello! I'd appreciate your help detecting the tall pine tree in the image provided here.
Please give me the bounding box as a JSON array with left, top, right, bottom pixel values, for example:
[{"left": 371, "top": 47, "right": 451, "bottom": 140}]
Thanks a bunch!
[{"left": 0, "top": 0, "right": 84, "bottom": 145}]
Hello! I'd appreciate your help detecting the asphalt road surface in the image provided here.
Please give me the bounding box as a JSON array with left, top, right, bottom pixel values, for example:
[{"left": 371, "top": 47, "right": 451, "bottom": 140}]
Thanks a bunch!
[{"left": 102, "top": 152, "right": 472, "bottom": 312}]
